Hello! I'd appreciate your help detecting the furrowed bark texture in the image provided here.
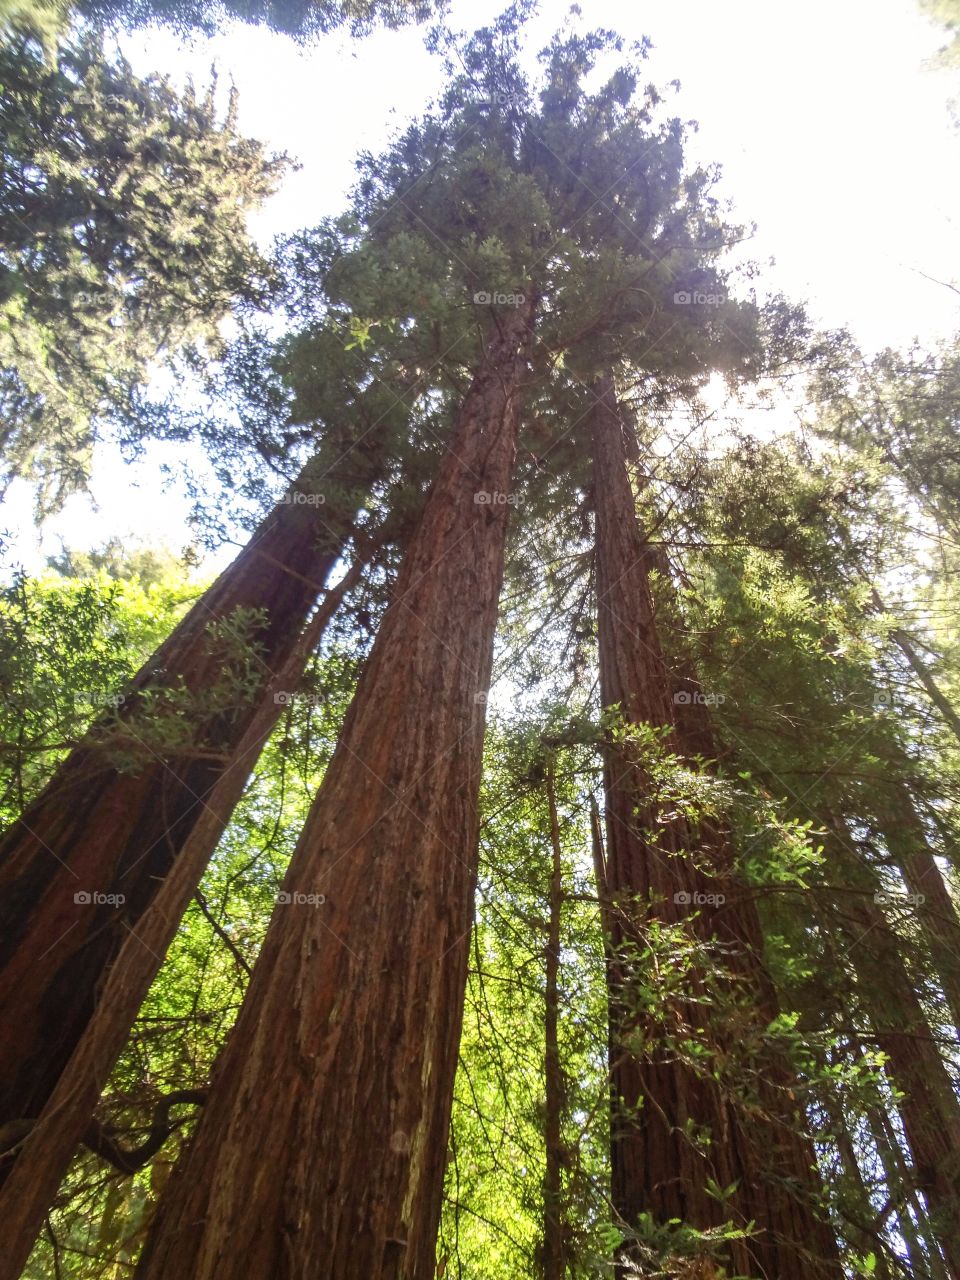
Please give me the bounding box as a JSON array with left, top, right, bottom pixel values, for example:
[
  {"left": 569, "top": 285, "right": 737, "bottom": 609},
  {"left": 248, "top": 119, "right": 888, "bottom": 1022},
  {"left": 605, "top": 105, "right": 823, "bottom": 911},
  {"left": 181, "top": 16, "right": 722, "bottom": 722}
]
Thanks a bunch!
[
  {"left": 134, "top": 304, "right": 534, "bottom": 1280},
  {"left": 0, "top": 552, "right": 368, "bottom": 1280},
  {"left": 0, "top": 475, "right": 351, "bottom": 1153},
  {"left": 592, "top": 378, "right": 841, "bottom": 1279}
]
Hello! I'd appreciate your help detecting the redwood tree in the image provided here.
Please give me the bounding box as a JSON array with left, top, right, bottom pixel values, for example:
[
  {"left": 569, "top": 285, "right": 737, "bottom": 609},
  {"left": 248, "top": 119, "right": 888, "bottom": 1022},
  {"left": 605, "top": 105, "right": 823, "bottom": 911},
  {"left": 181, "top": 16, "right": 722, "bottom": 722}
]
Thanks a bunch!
[
  {"left": 591, "top": 378, "right": 841, "bottom": 1278},
  {"left": 0, "top": 457, "right": 360, "bottom": 1160},
  {"left": 134, "top": 300, "right": 535, "bottom": 1280},
  {"left": 0, "top": 544, "right": 375, "bottom": 1280},
  {"left": 819, "top": 818, "right": 960, "bottom": 1274}
]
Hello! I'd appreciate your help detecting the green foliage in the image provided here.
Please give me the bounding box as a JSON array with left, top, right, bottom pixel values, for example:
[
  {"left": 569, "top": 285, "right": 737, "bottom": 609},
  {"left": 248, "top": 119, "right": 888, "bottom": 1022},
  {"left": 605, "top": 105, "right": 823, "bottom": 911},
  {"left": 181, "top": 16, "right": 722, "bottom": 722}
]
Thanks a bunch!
[
  {"left": 0, "top": 0, "right": 438, "bottom": 47},
  {"left": 0, "top": 0, "right": 68, "bottom": 50},
  {"left": 0, "top": 552, "right": 192, "bottom": 822},
  {"left": 442, "top": 719, "right": 612, "bottom": 1278},
  {"left": 78, "top": 0, "right": 439, "bottom": 41},
  {"left": 0, "top": 33, "right": 285, "bottom": 510}
]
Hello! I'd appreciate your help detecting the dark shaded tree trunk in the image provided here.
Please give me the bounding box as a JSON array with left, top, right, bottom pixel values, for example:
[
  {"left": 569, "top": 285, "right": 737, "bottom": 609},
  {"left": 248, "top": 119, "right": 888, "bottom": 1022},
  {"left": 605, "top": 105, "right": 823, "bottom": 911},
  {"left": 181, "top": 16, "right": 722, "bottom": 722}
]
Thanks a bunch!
[
  {"left": 591, "top": 377, "right": 841, "bottom": 1279},
  {"left": 823, "top": 822, "right": 960, "bottom": 1276},
  {"left": 134, "top": 303, "right": 534, "bottom": 1280},
  {"left": 0, "top": 466, "right": 360, "bottom": 1160},
  {"left": 542, "top": 765, "right": 567, "bottom": 1280},
  {"left": 0, "top": 550, "right": 370, "bottom": 1280},
  {"left": 877, "top": 785, "right": 960, "bottom": 1040}
]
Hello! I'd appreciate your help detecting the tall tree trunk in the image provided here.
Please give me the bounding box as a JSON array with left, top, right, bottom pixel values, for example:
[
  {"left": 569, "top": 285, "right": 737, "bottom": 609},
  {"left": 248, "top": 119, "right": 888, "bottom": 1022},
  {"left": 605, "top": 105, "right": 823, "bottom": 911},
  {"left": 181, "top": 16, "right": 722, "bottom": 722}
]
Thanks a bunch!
[
  {"left": 542, "top": 765, "right": 567, "bottom": 1280},
  {"left": 592, "top": 377, "right": 841, "bottom": 1279},
  {"left": 0, "top": 462, "right": 361, "bottom": 1156},
  {"left": 0, "top": 549, "right": 370, "bottom": 1280},
  {"left": 876, "top": 784, "right": 960, "bottom": 1039},
  {"left": 134, "top": 303, "right": 534, "bottom": 1280},
  {"left": 823, "top": 821, "right": 960, "bottom": 1276}
]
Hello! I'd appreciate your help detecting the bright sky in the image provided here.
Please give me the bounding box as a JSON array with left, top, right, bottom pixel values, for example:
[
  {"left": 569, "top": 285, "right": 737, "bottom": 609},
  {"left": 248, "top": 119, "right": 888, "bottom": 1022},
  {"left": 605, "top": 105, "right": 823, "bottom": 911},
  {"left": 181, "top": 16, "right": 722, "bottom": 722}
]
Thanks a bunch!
[{"left": 3, "top": 0, "right": 959, "bottom": 574}]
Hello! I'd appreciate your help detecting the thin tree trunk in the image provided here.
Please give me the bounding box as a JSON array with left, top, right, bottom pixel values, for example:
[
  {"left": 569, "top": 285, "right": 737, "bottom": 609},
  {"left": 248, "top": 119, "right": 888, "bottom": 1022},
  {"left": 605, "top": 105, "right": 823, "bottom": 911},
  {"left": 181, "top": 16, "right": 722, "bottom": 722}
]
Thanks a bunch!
[
  {"left": 864, "top": 1092, "right": 949, "bottom": 1280},
  {"left": 542, "top": 765, "right": 567, "bottom": 1280},
  {"left": 592, "top": 376, "right": 841, "bottom": 1279},
  {"left": 0, "top": 550, "right": 370, "bottom": 1280},
  {"left": 134, "top": 302, "right": 535, "bottom": 1280},
  {"left": 0, "top": 463, "right": 361, "bottom": 1156},
  {"left": 870, "top": 588, "right": 960, "bottom": 746},
  {"left": 824, "top": 822, "right": 960, "bottom": 1277},
  {"left": 589, "top": 791, "right": 614, "bottom": 953},
  {"left": 822, "top": 1087, "right": 893, "bottom": 1280}
]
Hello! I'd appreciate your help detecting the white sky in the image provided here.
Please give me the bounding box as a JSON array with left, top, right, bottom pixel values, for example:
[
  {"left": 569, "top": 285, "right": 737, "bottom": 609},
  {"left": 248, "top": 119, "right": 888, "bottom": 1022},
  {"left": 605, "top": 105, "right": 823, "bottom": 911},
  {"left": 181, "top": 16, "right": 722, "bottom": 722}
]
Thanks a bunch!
[{"left": 3, "top": 0, "right": 959, "bottom": 574}]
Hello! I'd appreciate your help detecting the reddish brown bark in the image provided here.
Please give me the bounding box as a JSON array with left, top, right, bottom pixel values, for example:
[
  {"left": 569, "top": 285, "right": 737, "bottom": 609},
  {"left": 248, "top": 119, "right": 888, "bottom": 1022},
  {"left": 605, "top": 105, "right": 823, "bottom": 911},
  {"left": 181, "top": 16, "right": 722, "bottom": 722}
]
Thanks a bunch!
[
  {"left": 592, "top": 378, "right": 841, "bottom": 1279},
  {"left": 134, "top": 303, "right": 534, "bottom": 1280},
  {"left": 0, "top": 476, "right": 353, "bottom": 1156},
  {"left": 0, "top": 551, "right": 369, "bottom": 1280}
]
